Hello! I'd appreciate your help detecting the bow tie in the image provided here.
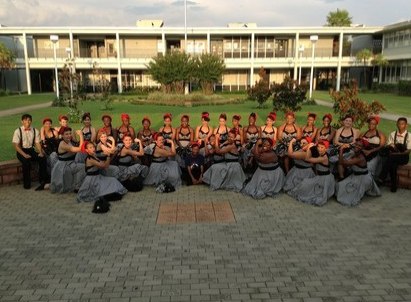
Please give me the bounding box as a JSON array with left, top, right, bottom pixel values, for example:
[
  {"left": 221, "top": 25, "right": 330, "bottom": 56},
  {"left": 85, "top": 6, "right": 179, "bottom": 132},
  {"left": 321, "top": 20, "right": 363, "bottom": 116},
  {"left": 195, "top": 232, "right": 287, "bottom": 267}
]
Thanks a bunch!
[{"left": 24, "top": 128, "right": 31, "bottom": 131}]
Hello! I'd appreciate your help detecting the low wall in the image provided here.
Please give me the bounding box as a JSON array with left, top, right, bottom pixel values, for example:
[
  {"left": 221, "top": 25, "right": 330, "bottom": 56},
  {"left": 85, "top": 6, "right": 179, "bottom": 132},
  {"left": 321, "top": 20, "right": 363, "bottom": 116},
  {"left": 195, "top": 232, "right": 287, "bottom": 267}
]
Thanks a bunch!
[
  {"left": 1, "top": 159, "right": 411, "bottom": 189},
  {"left": 0, "top": 160, "right": 39, "bottom": 186}
]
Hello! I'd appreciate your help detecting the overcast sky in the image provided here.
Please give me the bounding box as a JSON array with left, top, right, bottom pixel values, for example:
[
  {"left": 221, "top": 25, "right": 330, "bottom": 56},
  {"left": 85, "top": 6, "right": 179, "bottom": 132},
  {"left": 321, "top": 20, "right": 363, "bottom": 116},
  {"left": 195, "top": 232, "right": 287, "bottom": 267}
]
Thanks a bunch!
[{"left": 0, "top": 0, "right": 409, "bottom": 28}]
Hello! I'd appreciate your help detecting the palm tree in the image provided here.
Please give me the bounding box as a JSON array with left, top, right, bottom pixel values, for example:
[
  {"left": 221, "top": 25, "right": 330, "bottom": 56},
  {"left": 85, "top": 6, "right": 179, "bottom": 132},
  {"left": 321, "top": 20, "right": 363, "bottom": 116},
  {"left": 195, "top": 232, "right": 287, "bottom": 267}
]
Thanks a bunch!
[
  {"left": 326, "top": 9, "right": 352, "bottom": 27},
  {"left": 356, "top": 49, "right": 372, "bottom": 89},
  {"left": 371, "top": 54, "right": 389, "bottom": 84},
  {"left": 0, "top": 42, "right": 16, "bottom": 90}
]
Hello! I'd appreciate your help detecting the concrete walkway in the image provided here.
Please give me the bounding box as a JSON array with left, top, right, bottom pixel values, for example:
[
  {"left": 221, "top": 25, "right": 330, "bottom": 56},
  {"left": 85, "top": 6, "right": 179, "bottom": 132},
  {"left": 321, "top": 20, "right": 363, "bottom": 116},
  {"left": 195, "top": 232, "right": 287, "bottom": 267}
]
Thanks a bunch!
[
  {"left": 315, "top": 99, "right": 411, "bottom": 122},
  {"left": 0, "top": 102, "right": 52, "bottom": 118},
  {"left": 0, "top": 184, "right": 410, "bottom": 302}
]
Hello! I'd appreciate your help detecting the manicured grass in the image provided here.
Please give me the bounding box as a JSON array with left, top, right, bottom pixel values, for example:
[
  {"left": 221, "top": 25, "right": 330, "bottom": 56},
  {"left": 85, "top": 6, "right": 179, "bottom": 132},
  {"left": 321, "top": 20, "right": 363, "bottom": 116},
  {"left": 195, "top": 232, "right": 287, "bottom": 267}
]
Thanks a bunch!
[
  {"left": 2, "top": 99, "right": 410, "bottom": 162},
  {"left": 0, "top": 93, "right": 54, "bottom": 111},
  {"left": 312, "top": 91, "right": 411, "bottom": 117}
]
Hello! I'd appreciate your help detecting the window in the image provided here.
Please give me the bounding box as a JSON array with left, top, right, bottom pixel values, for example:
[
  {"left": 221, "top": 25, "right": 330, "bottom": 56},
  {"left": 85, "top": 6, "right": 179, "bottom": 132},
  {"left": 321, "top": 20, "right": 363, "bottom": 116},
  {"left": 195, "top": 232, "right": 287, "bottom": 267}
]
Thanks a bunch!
[{"left": 108, "top": 43, "right": 114, "bottom": 55}]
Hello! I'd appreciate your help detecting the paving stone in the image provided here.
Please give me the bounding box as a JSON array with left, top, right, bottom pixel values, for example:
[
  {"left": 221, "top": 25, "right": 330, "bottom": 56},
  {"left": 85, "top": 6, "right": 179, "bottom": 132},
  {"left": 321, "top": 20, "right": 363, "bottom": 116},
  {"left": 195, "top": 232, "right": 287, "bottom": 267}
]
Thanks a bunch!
[{"left": 0, "top": 185, "right": 410, "bottom": 302}]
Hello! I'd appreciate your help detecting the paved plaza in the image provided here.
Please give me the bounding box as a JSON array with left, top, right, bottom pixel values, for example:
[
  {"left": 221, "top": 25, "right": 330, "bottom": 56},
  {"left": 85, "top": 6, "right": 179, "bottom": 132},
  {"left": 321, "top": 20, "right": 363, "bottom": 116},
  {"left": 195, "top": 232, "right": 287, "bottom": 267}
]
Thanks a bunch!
[{"left": 0, "top": 184, "right": 411, "bottom": 302}]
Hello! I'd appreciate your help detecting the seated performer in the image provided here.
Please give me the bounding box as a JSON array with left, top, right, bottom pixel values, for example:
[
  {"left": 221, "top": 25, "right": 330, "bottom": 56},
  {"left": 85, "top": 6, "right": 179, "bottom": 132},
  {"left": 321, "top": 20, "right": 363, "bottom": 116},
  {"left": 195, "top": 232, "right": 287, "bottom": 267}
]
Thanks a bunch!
[
  {"left": 378, "top": 117, "right": 411, "bottom": 192},
  {"left": 77, "top": 141, "right": 127, "bottom": 203},
  {"left": 283, "top": 137, "right": 315, "bottom": 192},
  {"left": 116, "top": 135, "right": 149, "bottom": 183},
  {"left": 50, "top": 128, "right": 86, "bottom": 193},
  {"left": 184, "top": 142, "right": 205, "bottom": 186},
  {"left": 360, "top": 116, "right": 386, "bottom": 179},
  {"left": 203, "top": 130, "right": 246, "bottom": 192},
  {"left": 242, "top": 138, "right": 285, "bottom": 199},
  {"left": 12, "top": 114, "right": 48, "bottom": 190},
  {"left": 277, "top": 111, "right": 302, "bottom": 174},
  {"left": 143, "top": 133, "right": 181, "bottom": 189},
  {"left": 335, "top": 138, "right": 381, "bottom": 206},
  {"left": 288, "top": 140, "right": 335, "bottom": 206}
]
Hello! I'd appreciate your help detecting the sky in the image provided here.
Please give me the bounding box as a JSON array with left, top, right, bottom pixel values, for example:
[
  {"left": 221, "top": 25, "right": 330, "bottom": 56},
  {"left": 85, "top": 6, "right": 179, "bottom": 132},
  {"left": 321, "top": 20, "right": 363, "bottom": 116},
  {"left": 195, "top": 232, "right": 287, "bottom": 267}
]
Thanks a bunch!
[{"left": 0, "top": 0, "right": 409, "bottom": 28}]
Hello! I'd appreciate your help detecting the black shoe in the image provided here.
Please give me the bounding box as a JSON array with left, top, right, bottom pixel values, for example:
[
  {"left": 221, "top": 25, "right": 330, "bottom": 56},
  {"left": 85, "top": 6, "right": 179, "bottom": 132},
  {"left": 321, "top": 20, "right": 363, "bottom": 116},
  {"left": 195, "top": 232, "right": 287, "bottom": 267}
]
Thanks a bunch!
[
  {"left": 390, "top": 186, "right": 397, "bottom": 193},
  {"left": 35, "top": 181, "right": 46, "bottom": 191},
  {"left": 23, "top": 185, "right": 31, "bottom": 190}
]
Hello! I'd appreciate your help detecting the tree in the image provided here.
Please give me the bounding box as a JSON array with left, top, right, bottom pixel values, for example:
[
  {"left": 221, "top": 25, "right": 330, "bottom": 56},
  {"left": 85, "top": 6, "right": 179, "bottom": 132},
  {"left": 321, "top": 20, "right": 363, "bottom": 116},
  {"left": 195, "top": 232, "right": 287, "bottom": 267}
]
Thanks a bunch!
[
  {"left": 326, "top": 9, "right": 352, "bottom": 27},
  {"left": 272, "top": 76, "right": 308, "bottom": 113},
  {"left": 371, "top": 53, "right": 389, "bottom": 83},
  {"left": 247, "top": 67, "right": 272, "bottom": 108},
  {"left": 146, "top": 51, "right": 194, "bottom": 94},
  {"left": 194, "top": 53, "right": 225, "bottom": 95},
  {"left": 0, "top": 42, "right": 16, "bottom": 90},
  {"left": 331, "top": 79, "right": 386, "bottom": 129},
  {"left": 356, "top": 49, "right": 373, "bottom": 89}
]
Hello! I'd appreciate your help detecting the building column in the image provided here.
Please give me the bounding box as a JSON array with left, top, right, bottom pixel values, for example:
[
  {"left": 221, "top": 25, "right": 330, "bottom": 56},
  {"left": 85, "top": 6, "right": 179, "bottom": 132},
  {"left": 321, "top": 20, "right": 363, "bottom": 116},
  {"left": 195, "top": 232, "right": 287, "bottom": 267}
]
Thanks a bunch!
[
  {"left": 69, "top": 30, "right": 76, "bottom": 73},
  {"left": 336, "top": 31, "right": 344, "bottom": 91},
  {"left": 250, "top": 32, "right": 255, "bottom": 86},
  {"left": 162, "top": 32, "right": 166, "bottom": 55},
  {"left": 22, "top": 33, "right": 31, "bottom": 95},
  {"left": 207, "top": 32, "right": 210, "bottom": 53},
  {"left": 116, "top": 33, "right": 122, "bottom": 93},
  {"left": 293, "top": 32, "right": 300, "bottom": 82}
]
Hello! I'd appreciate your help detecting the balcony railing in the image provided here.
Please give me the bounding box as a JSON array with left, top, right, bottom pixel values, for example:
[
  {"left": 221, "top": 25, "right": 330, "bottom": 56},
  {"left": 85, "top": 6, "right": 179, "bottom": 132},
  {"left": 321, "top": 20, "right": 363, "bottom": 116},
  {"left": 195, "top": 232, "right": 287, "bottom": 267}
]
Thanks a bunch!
[{"left": 26, "top": 46, "right": 356, "bottom": 62}]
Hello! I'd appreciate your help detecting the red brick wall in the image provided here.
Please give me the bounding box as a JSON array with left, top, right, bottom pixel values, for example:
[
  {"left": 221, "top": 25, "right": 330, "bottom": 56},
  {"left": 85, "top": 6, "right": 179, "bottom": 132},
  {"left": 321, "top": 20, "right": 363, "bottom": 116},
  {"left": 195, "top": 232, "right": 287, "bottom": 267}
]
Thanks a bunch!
[
  {"left": 0, "top": 160, "right": 38, "bottom": 186},
  {"left": 398, "top": 163, "right": 411, "bottom": 189}
]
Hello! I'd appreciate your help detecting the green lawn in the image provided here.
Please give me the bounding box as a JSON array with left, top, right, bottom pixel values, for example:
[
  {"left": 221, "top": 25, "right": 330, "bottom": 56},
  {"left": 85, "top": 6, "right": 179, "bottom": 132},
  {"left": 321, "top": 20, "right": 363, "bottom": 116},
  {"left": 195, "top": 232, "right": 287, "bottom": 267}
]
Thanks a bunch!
[
  {"left": 312, "top": 91, "right": 411, "bottom": 116},
  {"left": 0, "top": 93, "right": 54, "bottom": 111},
  {"left": 2, "top": 98, "right": 409, "bottom": 162}
]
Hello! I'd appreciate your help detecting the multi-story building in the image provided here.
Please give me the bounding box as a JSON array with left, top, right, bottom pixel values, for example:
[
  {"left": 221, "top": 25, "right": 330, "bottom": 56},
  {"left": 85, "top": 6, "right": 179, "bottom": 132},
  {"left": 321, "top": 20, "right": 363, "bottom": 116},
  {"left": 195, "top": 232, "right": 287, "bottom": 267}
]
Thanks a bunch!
[
  {"left": 0, "top": 20, "right": 409, "bottom": 95},
  {"left": 380, "top": 20, "right": 411, "bottom": 83}
]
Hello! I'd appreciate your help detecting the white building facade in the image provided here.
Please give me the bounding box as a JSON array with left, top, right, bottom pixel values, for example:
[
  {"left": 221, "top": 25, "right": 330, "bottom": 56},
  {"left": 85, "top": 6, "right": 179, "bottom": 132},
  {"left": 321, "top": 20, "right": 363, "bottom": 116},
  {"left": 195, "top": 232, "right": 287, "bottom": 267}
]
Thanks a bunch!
[{"left": 0, "top": 22, "right": 408, "bottom": 94}]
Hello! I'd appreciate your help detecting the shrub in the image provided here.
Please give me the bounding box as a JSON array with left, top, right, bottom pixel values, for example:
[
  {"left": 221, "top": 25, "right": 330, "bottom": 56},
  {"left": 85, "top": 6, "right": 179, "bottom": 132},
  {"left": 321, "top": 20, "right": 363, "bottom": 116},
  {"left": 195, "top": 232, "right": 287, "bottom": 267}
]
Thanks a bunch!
[
  {"left": 135, "top": 92, "right": 243, "bottom": 107},
  {"left": 272, "top": 76, "right": 308, "bottom": 113},
  {"left": 331, "top": 79, "right": 386, "bottom": 129},
  {"left": 0, "top": 89, "right": 10, "bottom": 97},
  {"left": 247, "top": 67, "right": 272, "bottom": 108},
  {"left": 398, "top": 80, "right": 411, "bottom": 96},
  {"left": 372, "top": 82, "right": 397, "bottom": 93}
]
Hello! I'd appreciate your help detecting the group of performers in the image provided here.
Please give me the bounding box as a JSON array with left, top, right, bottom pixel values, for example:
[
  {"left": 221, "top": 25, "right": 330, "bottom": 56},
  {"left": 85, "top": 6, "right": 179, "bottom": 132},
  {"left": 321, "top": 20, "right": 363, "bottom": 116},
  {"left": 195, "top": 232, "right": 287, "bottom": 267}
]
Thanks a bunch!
[{"left": 12, "top": 110, "right": 411, "bottom": 206}]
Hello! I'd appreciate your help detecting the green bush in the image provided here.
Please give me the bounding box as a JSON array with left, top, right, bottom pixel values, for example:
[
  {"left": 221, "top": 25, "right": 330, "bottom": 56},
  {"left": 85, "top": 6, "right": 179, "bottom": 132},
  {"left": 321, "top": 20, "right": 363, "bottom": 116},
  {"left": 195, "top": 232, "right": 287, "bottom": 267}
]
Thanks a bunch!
[
  {"left": 272, "top": 76, "right": 308, "bottom": 113},
  {"left": 247, "top": 67, "right": 272, "bottom": 109},
  {"left": 372, "top": 82, "right": 397, "bottom": 93},
  {"left": 0, "top": 89, "right": 10, "bottom": 97},
  {"left": 135, "top": 92, "right": 243, "bottom": 107},
  {"left": 398, "top": 80, "right": 411, "bottom": 96},
  {"left": 122, "top": 86, "right": 160, "bottom": 95},
  {"left": 52, "top": 96, "right": 66, "bottom": 107}
]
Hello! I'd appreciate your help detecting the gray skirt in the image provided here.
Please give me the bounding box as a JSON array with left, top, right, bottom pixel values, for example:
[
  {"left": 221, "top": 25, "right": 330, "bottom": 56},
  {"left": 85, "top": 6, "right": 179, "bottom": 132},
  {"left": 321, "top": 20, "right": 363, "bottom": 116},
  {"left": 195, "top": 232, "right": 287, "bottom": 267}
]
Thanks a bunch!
[
  {"left": 283, "top": 166, "right": 315, "bottom": 192},
  {"left": 335, "top": 172, "right": 381, "bottom": 206},
  {"left": 143, "top": 161, "right": 181, "bottom": 189},
  {"left": 50, "top": 160, "right": 86, "bottom": 193},
  {"left": 203, "top": 162, "right": 246, "bottom": 192},
  {"left": 77, "top": 174, "right": 128, "bottom": 203},
  {"left": 288, "top": 174, "right": 335, "bottom": 206},
  {"left": 242, "top": 166, "right": 285, "bottom": 199}
]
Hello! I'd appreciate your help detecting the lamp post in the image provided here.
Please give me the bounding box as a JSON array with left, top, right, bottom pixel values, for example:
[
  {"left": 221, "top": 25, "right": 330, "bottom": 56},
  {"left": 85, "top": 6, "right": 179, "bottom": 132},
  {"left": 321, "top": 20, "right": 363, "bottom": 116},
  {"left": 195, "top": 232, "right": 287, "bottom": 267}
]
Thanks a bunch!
[
  {"left": 184, "top": 0, "right": 189, "bottom": 95},
  {"left": 309, "top": 35, "right": 318, "bottom": 100},
  {"left": 65, "top": 47, "right": 73, "bottom": 99},
  {"left": 298, "top": 45, "right": 304, "bottom": 85},
  {"left": 50, "top": 35, "right": 59, "bottom": 99}
]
